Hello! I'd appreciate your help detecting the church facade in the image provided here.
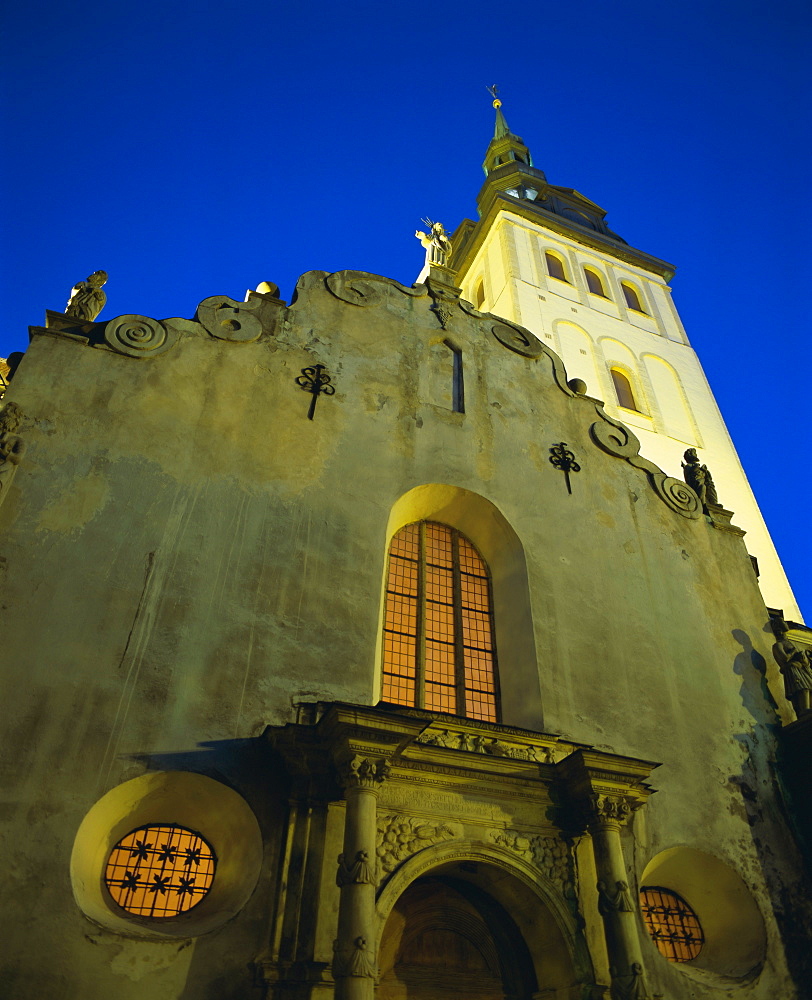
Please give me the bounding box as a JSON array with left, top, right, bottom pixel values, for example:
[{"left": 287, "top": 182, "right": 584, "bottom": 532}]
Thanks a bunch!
[{"left": 0, "top": 105, "right": 810, "bottom": 999}]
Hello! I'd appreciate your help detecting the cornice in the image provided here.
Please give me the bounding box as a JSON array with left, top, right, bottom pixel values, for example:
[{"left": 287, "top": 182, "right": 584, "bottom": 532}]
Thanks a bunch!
[{"left": 451, "top": 195, "right": 675, "bottom": 283}]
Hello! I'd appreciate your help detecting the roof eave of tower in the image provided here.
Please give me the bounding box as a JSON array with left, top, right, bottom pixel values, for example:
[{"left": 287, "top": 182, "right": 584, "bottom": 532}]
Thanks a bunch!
[{"left": 451, "top": 195, "right": 676, "bottom": 284}]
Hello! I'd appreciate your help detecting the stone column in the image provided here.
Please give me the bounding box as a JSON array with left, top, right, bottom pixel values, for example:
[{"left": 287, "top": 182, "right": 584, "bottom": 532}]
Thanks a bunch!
[
  {"left": 587, "top": 794, "right": 650, "bottom": 1000},
  {"left": 332, "top": 755, "right": 388, "bottom": 1000}
]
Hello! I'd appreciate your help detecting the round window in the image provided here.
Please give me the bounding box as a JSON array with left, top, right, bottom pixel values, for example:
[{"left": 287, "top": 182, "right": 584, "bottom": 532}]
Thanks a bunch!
[
  {"left": 104, "top": 824, "right": 216, "bottom": 918},
  {"left": 640, "top": 886, "right": 704, "bottom": 962}
]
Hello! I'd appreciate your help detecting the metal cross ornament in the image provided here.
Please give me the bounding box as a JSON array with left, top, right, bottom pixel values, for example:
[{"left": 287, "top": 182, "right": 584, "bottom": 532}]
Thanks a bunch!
[
  {"left": 549, "top": 442, "right": 581, "bottom": 494},
  {"left": 295, "top": 364, "right": 335, "bottom": 420}
]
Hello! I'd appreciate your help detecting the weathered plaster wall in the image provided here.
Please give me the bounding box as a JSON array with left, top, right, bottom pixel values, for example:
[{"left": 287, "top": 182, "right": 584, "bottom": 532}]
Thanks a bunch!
[{"left": 0, "top": 271, "right": 807, "bottom": 998}]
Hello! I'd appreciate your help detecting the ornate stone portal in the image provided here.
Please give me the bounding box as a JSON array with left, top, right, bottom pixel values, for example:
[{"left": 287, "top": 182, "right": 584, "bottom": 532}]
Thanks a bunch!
[{"left": 264, "top": 703, "right": 657, "bottom": 1000}]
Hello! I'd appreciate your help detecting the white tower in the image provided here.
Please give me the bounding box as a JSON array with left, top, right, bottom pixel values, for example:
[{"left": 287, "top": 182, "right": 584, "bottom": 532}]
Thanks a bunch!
[{"left": 450, "top": 95, "right": 800, "bottom": 621}]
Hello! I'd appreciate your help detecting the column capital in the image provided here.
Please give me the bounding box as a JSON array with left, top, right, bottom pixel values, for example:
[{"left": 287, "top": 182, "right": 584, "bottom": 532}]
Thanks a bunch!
[
  {"left": 587, "top": 792, "right": 642, "bottom": 832},
  {"left": 555, "top": 748, "right": 659, "bottom": 835},
  {"left": 338, "top": 754, "right": 391, "bottom": 792}
]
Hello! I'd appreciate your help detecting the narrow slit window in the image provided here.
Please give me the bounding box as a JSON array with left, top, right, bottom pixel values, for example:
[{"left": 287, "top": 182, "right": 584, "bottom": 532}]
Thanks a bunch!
[
  {"left": 584, "top": 268, "right": 607, "bottom": 297},
  {"left": 621, "top": 281, "right": 646, "bottom": 312},
  {"left": 610, "top": 368, "right": 640, "bottom": 411},
  {"left": 448, "top": 342, "right": 464, "bottom": 413},
  {"left": 382, "top": 522, "right": 499, "bottom": 722},
  {"left": 545, "top": 252, "right": 568, "bottom": 283}
]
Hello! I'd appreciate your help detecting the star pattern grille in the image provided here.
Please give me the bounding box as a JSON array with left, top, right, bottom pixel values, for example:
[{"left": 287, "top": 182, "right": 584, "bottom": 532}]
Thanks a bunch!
[
  {"left": 640, "top": 886, "right": 704, "bottom": 962},
  {"left": 105, "top": 824, "right": 216, "bottom": 918}
]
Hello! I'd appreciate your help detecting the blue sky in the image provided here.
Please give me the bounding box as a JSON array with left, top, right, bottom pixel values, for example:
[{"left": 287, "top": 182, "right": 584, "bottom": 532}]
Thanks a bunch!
[{"left": 2, "top": 0, "right": 810, "bottom": 618}]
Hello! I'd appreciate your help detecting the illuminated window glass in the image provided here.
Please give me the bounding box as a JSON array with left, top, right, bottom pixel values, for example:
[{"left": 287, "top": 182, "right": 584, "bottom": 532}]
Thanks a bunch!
[
  {"left": 621, "top": 281, "right": 646, "bottom": 312},
  {"left": 610, "top": 368, "right": 640, "bottom": 412},
  {"left": 382, "top": 522, "right": 499, "bottom": 722},
  {"left": 105, "top": 824, "right": 216, "bottom": 918},
  {"left": 640, "top": 886, "right": 704, "bottom": 962},
  {"left": 545, "top": 252, "right": 568, "bottom": 282},
  {"left": 584, "top": 268, "right": 607, "bottom": 297}
]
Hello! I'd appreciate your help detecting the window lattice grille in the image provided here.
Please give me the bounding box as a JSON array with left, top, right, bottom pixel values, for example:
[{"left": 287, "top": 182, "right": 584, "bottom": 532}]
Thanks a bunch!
[
  {"left": 640, "top": 886, "right": 704, "bottom": 962},
  {"left": 104, "top": 824, "right": 216, "bottom": 918},
  {"left": 382, "top": 521, "right": 498, "bottom": 721}
]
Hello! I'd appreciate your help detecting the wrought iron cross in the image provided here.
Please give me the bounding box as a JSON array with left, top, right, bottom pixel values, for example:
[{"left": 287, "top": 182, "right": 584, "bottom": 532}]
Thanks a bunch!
[
  {"left": 549, "top": 442, "right": 581, "bottom": 494},
  {"left": 295, "top": 364, "right": 335, "bottom": 420}
]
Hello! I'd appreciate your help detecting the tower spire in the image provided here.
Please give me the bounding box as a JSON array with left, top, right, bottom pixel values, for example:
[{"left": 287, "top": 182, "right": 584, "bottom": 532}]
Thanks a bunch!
[
  {"left": 481, "top": 86, "right": 535, "bottom": 177},
  {"left": 487, "top": 84, "right": 511, "bottom": 140}
]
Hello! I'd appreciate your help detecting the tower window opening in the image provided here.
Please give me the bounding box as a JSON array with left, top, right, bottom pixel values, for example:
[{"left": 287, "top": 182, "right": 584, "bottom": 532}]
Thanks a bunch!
[
  {"left": 584, "top": 268, "right": 607, "bottom": 297},
  {"left": 640, "top": 887, "right": 704, "bottom": 962},
  {"left": 382, "top": 521, "right": 499, "bottom": 722},
  {"left": 545, "top": 252, "right": 569, "bottom": 283},
  {"left": 104, "top": 824, "right": 216, "bottom": 918},
  {"left": 610, "top": 368, "right": 640, "bottom": 412},
  {"left": 475, "top": 279, "right": 486, "bottom": 309},
  {"left": 621, "top": 281, "right": 646, "bottom": 313}
]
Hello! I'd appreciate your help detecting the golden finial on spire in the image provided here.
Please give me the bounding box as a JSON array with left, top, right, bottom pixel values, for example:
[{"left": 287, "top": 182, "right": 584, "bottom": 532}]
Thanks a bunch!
[{"left": 487, "top": 84, "right": 502, "bottom": 109}]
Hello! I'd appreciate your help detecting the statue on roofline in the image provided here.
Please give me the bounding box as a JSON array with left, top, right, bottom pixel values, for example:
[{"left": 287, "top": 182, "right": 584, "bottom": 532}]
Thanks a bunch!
[
  {"left": 415, "top": 219, "right": 452, "bottom": 267},
  {"left": 682, "top": 447, "right": 719, "bottom": 512},
  {"left": 65, "top": 270, "right": 108, "bottom": 321},
  {"left": 771, "top": 615, "right": 812, "bottom": 718}
]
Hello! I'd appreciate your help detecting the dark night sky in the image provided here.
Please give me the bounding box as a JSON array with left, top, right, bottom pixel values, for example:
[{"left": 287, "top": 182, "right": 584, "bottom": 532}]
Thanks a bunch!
[{"left": 2, "top": 0, "right": 810, "bottom": 617}]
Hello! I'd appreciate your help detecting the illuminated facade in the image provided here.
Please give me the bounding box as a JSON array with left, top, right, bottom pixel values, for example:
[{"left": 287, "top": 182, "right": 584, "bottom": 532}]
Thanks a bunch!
[
  {"left": 0, "top": 108, "right": 810, "bottom": 1000},
  {"left": 450, "top": 99, "right": 801, "bottom": 621}
]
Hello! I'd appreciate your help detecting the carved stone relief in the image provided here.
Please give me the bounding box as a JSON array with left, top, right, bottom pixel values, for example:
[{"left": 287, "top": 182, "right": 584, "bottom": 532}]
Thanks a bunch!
[
  {"left": 0, "top": 402, "right": 26, "bottom": 508},
  {"left": 376, "top": 814, "right": 462, "bottom": 874},
  {"left": 415, "top": 728, "right": 558, "bottom": 762},
  {"left": 332, "top": 935, "right": 377, "bottom": 979},
  {"left": 324, "top": 270, "right": 424, "bottom": 309},
  {"left": 487, "top": 829, "right": 573, "bottom": 892},
  {"left": 340, "top": 755, "right": 391, "bottom": 790},
  {"left": 104, "top": 315, "right": 175, "bottom": 359},
  {"left": 336, "top": 849, "right": 378, "bottom": 887},
  {"left": 591, "top": 407, "right": 702, "bottom": 520},
  {"left": 490, "top": 322, "right": 544, "bottom": 359},
  {"left": 196, "top": 295, "right": 263, "bottom": 343}
]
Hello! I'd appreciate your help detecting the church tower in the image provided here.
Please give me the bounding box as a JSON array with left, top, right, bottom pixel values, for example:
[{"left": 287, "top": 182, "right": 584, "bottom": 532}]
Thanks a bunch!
[{"left": 450, "top": 93, "right": 801, "bottom": 621}]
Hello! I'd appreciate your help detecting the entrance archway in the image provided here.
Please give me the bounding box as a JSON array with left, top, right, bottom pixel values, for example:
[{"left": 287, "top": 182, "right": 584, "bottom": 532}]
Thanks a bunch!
[
  {"left": 376, "top": 848, "right": 587, "bottom": 999},
  {"left": 378, "top": 875, "right": 535, "bottom": 1000}
]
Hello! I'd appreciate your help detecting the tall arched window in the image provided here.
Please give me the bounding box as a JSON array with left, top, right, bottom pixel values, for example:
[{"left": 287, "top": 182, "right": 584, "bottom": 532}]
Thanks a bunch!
[
  {"left": 584, "top": 267, "right": 607, "bottom": 297},
  {"left": 545, "top": 252, "right": 569, "bottom": 283},
  {"left": 610, "top": 368, "right": 640, "bottom": 411},
  {"left": 475, "top": 279, "right": 486, "bottom": 309},
  {"left": 382, "top": 521, "right": 499, "bottom": 721},
  {"left": 620, "top": 281, "right": 646, "bottom": 313}
]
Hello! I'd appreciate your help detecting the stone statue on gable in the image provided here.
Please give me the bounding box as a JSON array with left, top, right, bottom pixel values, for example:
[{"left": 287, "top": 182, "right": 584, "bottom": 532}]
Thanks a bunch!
[
  {"left": 65, "top": 270, "right": 108, "bottom": 321},
  {"left": 771, "top": 615, "right": 812, "bottom": 718},
  {"left": 682, "top": 447, "right": 719, "bottom": 512},
  {"left": 415, "top": 219, "right": 452, "bottom": 267}
]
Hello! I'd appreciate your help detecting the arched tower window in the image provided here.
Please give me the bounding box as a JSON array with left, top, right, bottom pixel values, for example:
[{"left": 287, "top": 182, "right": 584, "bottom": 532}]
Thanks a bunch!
[
  {"left": 620, "top": 281, "right": 646, "bottom": 313},
  {"left": 584, "top": 267, "right": 607, "bottom": 297},
  {"left": 610, "top": 368, "right": 640, "bottom": 412},
  {"left": 544, "top": 252, "right": 569, "bottom": 283},
  {"left": 382, "top": 521, "right": 499, "bottom": 722},
  {"left": 475, "top": 279, "right": 486, "bottom": 309}
]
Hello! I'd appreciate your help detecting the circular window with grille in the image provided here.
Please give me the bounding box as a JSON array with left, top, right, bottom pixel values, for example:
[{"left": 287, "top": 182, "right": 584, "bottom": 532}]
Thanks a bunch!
[
  {"left": 105, "top": 824, "right": 216, "bottom": 918},
  {"left": 640, "top": 886, "right": 704, "bottom": 962}
]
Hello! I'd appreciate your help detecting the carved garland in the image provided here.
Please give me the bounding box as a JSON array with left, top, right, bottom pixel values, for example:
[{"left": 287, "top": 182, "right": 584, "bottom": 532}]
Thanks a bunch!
[
  {"left": 415, "top": 728, "right": 559, "bottom": 762},
  {"left": 376, "top": 814, "right": 461, "bottom": 874}
]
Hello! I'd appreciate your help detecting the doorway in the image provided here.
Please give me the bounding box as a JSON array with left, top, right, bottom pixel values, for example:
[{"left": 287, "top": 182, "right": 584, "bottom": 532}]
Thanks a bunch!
[{"left": 377, "top": 875, "right": 537, "bottom": 1000}]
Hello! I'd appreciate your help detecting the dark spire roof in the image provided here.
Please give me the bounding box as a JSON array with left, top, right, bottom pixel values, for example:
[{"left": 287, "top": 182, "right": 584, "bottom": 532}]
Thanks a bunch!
[{"left": 482, "top": 89, "right": 533, "bottom": 177}]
